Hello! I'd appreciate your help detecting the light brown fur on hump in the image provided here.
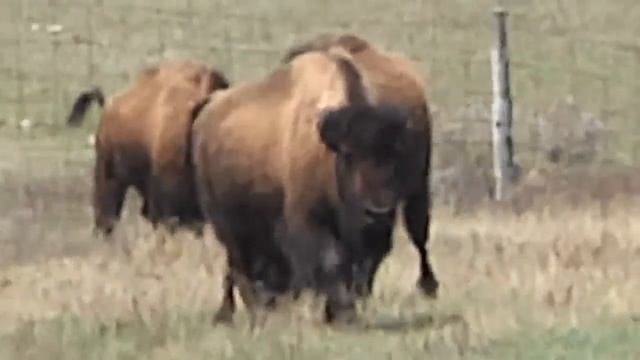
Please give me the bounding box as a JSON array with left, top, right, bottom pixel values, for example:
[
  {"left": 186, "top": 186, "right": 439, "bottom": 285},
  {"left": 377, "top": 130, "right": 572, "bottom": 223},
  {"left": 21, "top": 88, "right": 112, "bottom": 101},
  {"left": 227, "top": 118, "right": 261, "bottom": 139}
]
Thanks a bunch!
[
  {"left": 285, "top": 33, "right": 431, "bottom": 136},
  {"left": 283, "top": 33, "right": 369, "bottom": 62},
  {"left": 282, "top": 51, "right": 372, "bottom": 216}
]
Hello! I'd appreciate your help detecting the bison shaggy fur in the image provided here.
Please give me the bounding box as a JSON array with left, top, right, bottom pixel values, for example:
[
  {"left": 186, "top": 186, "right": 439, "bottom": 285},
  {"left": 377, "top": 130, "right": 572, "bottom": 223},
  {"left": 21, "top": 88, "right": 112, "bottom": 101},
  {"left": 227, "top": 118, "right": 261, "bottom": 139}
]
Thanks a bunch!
[
  {"left": 192, "top": 49, "right": 427, "bottom": 325},
  {"left": 66, "top": 59, "right": 230, "bottom": 236},
  {"left": 282, "top": 33, "right": 438, "bottom": 298}
]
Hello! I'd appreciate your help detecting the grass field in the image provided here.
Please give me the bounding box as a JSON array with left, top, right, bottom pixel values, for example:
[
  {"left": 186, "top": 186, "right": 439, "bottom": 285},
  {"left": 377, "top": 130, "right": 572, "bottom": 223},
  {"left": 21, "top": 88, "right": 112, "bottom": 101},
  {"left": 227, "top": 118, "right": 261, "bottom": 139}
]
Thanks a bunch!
[
  {"left": 1, "top": 131, "right": 640, "bottom": 359},
  {"left": 2, "top": 0, "right": 640, "bottom": 358}
]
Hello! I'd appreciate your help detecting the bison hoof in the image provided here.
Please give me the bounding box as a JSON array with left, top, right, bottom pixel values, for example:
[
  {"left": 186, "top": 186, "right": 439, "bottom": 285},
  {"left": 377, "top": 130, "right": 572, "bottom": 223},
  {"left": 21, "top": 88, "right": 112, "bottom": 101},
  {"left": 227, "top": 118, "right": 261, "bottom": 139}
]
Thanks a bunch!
[
  {"left": 324, "top": 302, "right": 358, "bottom": 325},
  {"left": 212, "top": 309, "right": 234, "bottom": 325},
  {"left": 164, "top": 217, "right": 180, "bottom": 234},
  {"left": 192, "top": 224, "right": 205, "bottom": 238},
  {"left": 92, "top": 225, "right": 114, "bottom": 239},
  {"left": 417, "top": 275, "right": 439, "bottom": 298},
  {"left": 353, "top": 282, "right": 372, "bottom": 299}
]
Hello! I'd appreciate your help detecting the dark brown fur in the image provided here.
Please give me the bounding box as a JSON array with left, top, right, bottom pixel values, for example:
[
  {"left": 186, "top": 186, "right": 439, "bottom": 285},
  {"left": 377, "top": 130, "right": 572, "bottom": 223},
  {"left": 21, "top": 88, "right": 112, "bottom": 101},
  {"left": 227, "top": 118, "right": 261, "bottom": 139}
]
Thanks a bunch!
[
  {"left": 66, "top": 59, "right": 230, "bottom": 236},
  {"left": 282, "top": 33, "right": 438, "bottom": 298},
  {"left": 192, "top": 50, "right": 426, "bottom": 325}
]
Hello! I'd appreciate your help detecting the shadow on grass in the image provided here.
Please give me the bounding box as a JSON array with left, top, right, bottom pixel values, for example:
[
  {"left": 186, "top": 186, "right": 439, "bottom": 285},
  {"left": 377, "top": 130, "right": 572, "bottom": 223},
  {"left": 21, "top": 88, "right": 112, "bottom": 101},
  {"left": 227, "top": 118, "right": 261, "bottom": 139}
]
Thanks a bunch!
[
  {"left": 363, "top": 312, "right": 436, "bottom": 331},
  {"left": 366, "top": 312, "right": 466, "bottom": 331}
]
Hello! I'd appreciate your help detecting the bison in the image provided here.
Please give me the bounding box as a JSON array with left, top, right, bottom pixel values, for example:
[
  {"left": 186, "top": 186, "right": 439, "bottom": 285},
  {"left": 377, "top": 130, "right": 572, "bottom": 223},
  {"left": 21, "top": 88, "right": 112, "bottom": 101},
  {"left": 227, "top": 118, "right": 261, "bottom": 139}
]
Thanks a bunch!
[
  {"left": 282, "top": 33, "right": 438, "bottom": 299},
  {"left": 66, "top": 59, "right": 230, "bottom": 236},
  {"left": 191, "top": 49, "right": 427, "bottom": 325}
]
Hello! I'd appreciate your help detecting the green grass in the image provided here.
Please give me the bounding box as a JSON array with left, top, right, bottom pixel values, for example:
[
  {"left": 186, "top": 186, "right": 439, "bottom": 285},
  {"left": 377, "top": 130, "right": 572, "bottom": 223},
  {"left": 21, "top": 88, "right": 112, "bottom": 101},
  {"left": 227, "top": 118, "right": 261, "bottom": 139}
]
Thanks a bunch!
[
  {"left": 472, "top": 317, "right": 640, "bottom": 360},
  {"left": 2, "top": 312, "right": 638, "bottom": 359},
  {"left": 0, "top": 312, "right": 437, "bottom": 360}
]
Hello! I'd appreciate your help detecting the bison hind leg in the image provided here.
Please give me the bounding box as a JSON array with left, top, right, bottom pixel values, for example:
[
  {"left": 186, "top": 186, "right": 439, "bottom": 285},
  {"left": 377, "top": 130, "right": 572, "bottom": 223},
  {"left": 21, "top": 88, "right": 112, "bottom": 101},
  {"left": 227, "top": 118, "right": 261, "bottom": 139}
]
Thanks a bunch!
[
  {"left": 213, "top": 269, "right": 236, "bottom": 325},
  {"left": 147, "top": 174, "right": 203, "bottom": 235},
  {"left": 140, "top": 195, "right": 151, "bottom": 221},
  {"left": 403, "top": 186, "right": 439, "bottom": 298},
  {"left": 147, "top": 175, "right": 183, "bottom": 234},
  {"left": 147, "top": 175, "right": 167, "bottom": 230},
  {"left": 352, "top": 221, "right": 394, "bottom": 299},
  {"left": 93, "top": 154, "right": 127, "bottom": 237}
]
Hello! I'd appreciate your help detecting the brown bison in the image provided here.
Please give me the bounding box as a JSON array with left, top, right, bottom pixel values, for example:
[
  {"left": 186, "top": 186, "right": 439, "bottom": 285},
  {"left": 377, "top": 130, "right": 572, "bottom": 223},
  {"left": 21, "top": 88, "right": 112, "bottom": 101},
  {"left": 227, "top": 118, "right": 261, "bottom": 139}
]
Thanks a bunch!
[
  {"left": 66, "top": 59, "right": 230, "bottom": 236},
  {"left": 282, "top": 33, "right": 438, "bottom": 299},
  {"left": 192, "top": 49, "right": 427, "bottom": 325}
]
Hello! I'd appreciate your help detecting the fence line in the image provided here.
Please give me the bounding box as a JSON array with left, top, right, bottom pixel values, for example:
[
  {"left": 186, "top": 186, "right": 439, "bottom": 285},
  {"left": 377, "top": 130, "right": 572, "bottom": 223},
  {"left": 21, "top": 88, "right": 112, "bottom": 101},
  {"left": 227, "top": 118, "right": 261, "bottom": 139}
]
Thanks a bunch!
[
  {"left": 490, "top": 8, "right": 515, "bottom": 201},
  {"left": 1, "top": 0, "right": 639, "bottom": 166}
]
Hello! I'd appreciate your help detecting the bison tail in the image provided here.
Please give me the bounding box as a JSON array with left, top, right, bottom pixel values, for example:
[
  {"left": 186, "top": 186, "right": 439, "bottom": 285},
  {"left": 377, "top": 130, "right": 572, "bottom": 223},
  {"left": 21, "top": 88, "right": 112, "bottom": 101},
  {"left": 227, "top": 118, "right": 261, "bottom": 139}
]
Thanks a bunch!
[{"left": 66, "top": 86, "right": 105, "bottom": 127}]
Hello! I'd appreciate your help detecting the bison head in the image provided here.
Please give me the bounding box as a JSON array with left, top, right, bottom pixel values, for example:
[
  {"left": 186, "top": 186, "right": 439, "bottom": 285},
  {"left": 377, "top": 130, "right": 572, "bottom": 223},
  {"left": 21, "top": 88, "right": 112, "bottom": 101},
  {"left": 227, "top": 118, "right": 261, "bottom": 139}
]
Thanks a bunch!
[{"left": 318, "top": 103, "right": 425, "bottom": 225}]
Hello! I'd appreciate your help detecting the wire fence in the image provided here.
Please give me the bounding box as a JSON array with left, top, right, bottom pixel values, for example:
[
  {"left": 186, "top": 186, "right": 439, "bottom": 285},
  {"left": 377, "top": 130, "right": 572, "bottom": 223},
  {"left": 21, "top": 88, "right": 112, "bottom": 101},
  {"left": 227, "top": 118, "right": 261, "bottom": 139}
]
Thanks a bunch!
[{"left": 2, "top": 0, "right": 640, "bottom": 167}]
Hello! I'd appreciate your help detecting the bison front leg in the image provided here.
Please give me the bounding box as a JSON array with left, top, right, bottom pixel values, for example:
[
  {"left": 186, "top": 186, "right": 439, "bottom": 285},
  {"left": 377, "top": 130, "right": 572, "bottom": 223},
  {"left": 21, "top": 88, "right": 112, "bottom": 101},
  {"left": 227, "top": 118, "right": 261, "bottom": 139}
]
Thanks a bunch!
[
  {"left": 352, "top": 221, "right": 394, "bottom": 299},
  {"left": 93, "top": 152, "right": 126, "bottom": 237},
  {"left": 321, "top": 244, "right": 357, "bottom": 325},
  {"left": 213, "top": 267, "right": 236, "bottom": 324},
  {"left": 403, "top": 180, "right": 439, "bottom": 298},
  {"left": 213, "top": 258, "right": 279, "bottom": 328},
  {"left": 285, "top": 222, "right": 357, "bottom": 325}
]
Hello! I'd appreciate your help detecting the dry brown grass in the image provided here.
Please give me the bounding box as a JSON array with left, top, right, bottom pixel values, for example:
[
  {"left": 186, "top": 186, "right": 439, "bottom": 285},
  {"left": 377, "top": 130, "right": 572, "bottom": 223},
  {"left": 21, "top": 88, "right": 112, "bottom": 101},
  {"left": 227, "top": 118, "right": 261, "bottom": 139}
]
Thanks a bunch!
[
  {"left": 1, "top": 198, "right": 639, "bottom": 357},
  {"left": 1, "top": 131, "right": 640, "bottom": 358}
]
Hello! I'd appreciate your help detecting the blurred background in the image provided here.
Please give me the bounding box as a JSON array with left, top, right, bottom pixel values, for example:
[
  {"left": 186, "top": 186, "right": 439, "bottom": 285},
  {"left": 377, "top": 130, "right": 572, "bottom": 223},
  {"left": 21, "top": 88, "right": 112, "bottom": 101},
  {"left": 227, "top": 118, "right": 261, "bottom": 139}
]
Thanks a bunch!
[
  {"left": 0, "top": 1, "right": 639, "bottom": 357},
  {"left": 2, "top": 0, "right": 639, "bottom": 212}
]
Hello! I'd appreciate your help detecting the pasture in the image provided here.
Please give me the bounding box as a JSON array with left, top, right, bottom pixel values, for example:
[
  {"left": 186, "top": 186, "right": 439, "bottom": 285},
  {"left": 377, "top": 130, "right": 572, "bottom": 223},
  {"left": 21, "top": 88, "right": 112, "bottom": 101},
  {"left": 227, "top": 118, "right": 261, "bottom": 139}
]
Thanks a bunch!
[{"left": 1, "top": 0, "right": 640, "bottom": 358}]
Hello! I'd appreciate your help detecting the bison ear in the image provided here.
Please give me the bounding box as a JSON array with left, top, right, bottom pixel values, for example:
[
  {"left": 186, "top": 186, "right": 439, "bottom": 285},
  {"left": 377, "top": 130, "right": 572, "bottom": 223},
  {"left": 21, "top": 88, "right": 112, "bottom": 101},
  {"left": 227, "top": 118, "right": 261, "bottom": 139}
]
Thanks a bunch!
[{"left": 317, "top": 107, "right": 350, "bottom": 153}]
